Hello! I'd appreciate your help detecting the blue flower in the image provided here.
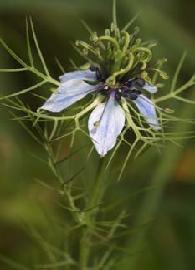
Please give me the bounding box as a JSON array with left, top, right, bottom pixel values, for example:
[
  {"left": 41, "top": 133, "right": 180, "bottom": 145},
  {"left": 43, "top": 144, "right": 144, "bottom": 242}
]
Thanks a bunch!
[{"left": 40, "top": 69, "right": 160, "bottom": 156}]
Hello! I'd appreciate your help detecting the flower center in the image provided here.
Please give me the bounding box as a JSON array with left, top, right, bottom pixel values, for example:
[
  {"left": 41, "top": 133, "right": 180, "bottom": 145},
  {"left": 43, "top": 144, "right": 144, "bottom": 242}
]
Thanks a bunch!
[
  {"left": 101, "top": 79, "right": 143, "bottom": 102},
  {"left": 90, "top": 65, "right": 145, "bottom": 102}
]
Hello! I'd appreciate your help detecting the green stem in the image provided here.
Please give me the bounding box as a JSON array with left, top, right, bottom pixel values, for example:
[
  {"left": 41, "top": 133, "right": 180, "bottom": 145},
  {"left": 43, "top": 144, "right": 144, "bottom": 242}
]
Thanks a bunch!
[
  {"left": 79, "top": 158, "right": 107, "bottom": 270},
  {"left": 155, "top": 75, "right": 195, "bottom": 103},
  {"left": 43, "top": 140, "right": 80, "bottom": 226}
]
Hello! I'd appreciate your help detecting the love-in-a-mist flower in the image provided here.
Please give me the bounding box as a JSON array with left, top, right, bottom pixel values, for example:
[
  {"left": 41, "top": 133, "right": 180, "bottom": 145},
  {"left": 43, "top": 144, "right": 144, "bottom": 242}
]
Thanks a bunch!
[
  {"left": 40, "top": 68, "right": 160, "bottom": 156},
  {"left": 39, "top": 15, "right": 167, "bottom": 157}
]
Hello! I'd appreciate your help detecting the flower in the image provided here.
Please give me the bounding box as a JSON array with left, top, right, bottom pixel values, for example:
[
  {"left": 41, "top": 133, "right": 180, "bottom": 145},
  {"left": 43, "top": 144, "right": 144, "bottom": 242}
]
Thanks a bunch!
[{"left": 40, "top": 68, "right": 160, "bottom": 157}]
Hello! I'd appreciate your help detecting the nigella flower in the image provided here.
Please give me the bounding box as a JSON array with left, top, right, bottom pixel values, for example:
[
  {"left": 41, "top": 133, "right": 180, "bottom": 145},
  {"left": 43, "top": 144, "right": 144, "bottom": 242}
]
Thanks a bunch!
[{"left": 40, "top": 68, "right": 160, "bottom": 157}]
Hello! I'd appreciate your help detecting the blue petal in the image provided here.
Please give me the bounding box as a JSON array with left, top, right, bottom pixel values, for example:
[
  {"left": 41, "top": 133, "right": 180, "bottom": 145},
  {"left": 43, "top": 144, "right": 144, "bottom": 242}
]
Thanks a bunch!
[
  {"left": 143, "top": 82, "right": 157, "bottom": 94},
  {"left": 59, "top": 69, "right": 96, "bottom": 83},
  {"left": 40, "top": 69, "right": 97, "bottom": 113},
  {"left": 133, "top": 95, "right": 160, "bottom": 130},
  {"left": 88, "top": 93, "right": 125, "bottom": 157}
]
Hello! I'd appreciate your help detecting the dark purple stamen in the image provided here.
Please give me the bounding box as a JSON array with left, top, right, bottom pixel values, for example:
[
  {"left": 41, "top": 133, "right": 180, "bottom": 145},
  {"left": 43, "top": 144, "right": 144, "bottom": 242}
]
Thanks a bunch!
[
  {"left": 115, "top": 86, "right": 141, "bottom": 102},
  {"left": 90, "top": 65, "right": 107, "bottom": 82},
  {"left": 91, "top": 66, "right": 145, "bottom": 102},
  {"left": 125, "top": 78, "right": 145, "bottom": 89}
]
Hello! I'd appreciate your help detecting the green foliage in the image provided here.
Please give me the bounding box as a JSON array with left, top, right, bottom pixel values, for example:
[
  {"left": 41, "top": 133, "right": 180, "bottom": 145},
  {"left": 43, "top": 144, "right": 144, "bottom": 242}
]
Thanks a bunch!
[{"left": 0, "top": 1, "right": 195, "bottom": 270}]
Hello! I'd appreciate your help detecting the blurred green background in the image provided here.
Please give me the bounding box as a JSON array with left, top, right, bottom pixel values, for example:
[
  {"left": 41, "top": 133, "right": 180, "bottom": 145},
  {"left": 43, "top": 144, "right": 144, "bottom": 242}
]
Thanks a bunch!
[{"left": 0, "top": 0, "right": 195, "bottom": 269}]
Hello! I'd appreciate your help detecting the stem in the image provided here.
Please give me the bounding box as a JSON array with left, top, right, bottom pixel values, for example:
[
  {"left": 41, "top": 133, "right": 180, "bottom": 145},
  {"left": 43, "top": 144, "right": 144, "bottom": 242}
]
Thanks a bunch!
[
  {"left": 43, "top": 140, "right": 80, "bottom": 224},
  {"left": 29, "top": 66, "right": 59, "bottom": 86},
  {"left": 155, "top": 75, "right": 195, "bottom": 103},
  {"left": 0, "top": 38, "right": 59, "bottom": 87},
  {"left": 79, "top": 158, "right": 107, "bottom": 270}
]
